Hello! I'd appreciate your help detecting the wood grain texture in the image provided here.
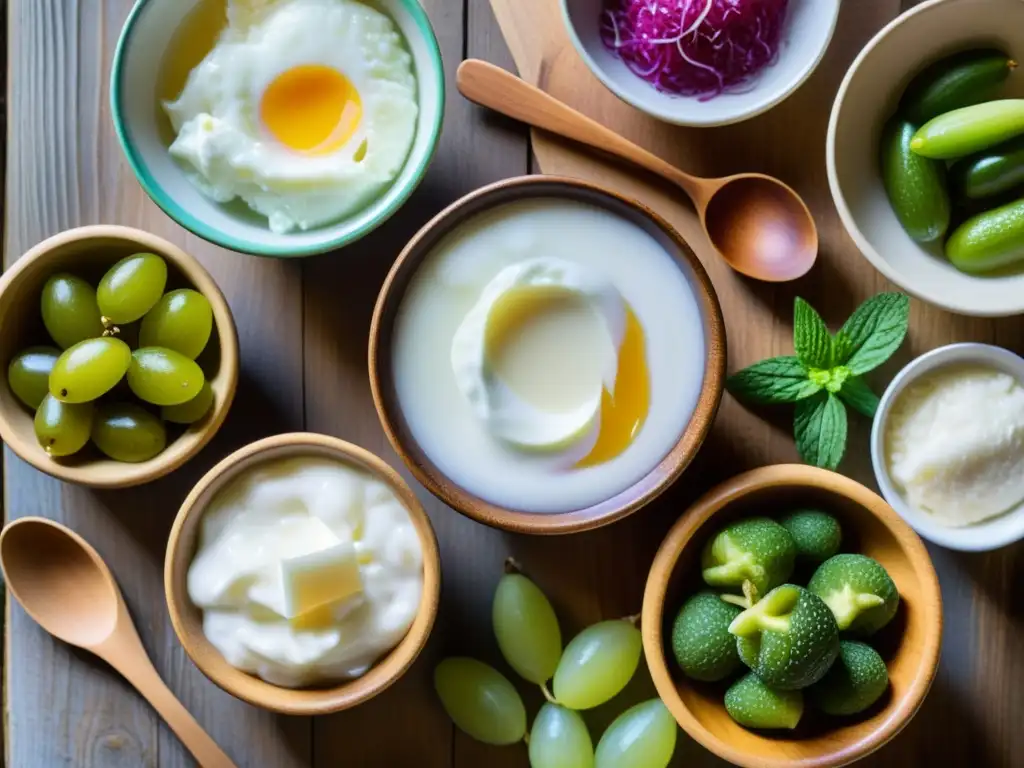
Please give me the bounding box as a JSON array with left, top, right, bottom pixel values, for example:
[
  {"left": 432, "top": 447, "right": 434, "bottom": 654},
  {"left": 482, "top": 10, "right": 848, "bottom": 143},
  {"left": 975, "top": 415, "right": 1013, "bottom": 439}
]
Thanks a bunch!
[{"left": 3, "top": 0, "right": 1022, "bottom": 766}]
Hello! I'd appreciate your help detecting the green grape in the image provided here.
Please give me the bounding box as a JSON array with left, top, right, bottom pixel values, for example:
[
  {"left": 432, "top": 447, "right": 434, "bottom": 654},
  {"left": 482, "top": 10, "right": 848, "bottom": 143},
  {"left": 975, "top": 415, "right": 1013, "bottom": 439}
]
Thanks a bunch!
[
  {"left": 8, "top": 346, "right": 60, "bottom": 409},
  {"left": 528, "top": 703, "right": 594, "bottom": 768},
  {"left": 97, "top": 252, "right": 168, "bottom": 324},
  {"left": 139, "top": 289, "right": 213, "bottom": 359},
  {"left": 128, "top": 346, "right": 204, "bottom": 406},
  {"left": 91, "top": 403, "right": 167, "bottom": 462},
  {"left": 40, "top": 273, "right": 105, "bottom": 349},
  {"left": 594, "top": 700, "right": 677, "bottom": 768},
  {"left": 161, "top": 380, "right": 214, "bottom": 424},
  {"left": 34, "top": 395, "right": 93, "bottom": 457},
  {"left": 553, "top": 620, "right": 642, "bottom": 710},
  {"left": 434, "top": 657, "right": 526, "bottom": 745},
  {"left": 49, "top": 337, "right": 132, "bottom": 403},
  {"left": 493, "top": 572, "right": 562, "bottom": 684}
]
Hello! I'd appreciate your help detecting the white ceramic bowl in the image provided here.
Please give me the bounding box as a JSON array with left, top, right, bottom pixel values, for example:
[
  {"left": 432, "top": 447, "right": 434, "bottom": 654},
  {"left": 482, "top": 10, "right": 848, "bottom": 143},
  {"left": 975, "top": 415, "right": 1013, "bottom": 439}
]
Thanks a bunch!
[
  {"left": 111, "top": 0, "right": 444, "bottom": 257},
  {"left": 871, "top": 343, "right": 1024, "bottom": 551},
  {"left": 828, "top": 0, "right": 1024, "bottom": 317},
  {"left": 560, "top": 0, "right": 840, "bottom": 127}
]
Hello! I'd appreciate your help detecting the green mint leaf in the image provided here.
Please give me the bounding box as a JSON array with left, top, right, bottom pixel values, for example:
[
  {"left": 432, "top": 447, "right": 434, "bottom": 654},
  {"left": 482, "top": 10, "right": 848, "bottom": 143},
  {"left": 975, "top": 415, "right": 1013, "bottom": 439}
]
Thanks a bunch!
[
  {"left": 794, "top": 392, "right": 848, "bottom": 470},
  {"left": 829, "top": 333, "right": 854, "bottom": 368},
  {"left": 793, "top": 298, "right": 832, "bottom": 369},
  {"left": 836, "top": 293, "right": 910, "bottom": 375},
  {"left": 727, "top": 357, "right": 822, "bottom": 404},
  {"left": 809, "top": 365, "right": 851, "bottom": 394},
  {"left": 837, "top": 376, "right": 880, "bottom": 418}
]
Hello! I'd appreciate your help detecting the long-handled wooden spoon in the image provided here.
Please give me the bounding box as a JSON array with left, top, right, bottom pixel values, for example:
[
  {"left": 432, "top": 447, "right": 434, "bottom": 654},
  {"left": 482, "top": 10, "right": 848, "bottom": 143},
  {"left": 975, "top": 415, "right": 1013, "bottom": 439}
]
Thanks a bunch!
[
  {"left": 457, "top": 59, "right": 818, "bottom": 282},
  {"left": 0, "top": 517, "right": 237, "bottom": 768}
]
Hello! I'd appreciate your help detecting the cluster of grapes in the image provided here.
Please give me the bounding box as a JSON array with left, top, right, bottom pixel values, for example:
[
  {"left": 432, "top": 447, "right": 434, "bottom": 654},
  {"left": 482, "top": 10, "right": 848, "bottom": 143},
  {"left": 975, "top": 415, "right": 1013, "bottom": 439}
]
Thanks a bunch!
[
  {"left": 8, "top": 253, "right": 215, "bottom": 462},
  {"left": 434, "top": 563, "right": 678, "bottom": 767}
]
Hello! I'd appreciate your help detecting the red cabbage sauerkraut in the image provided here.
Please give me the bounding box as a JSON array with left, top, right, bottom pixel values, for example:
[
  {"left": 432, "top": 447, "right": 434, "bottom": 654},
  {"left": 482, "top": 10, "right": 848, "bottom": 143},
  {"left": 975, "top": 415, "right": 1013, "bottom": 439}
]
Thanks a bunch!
[{"left": 600, "top": 0, "right": 790, "bottom": 100}]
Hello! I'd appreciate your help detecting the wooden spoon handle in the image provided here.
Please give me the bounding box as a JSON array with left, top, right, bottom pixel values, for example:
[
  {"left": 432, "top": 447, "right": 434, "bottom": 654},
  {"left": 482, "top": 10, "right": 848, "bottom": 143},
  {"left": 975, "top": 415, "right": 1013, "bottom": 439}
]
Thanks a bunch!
[
  {"left": 102, "top": 643, "right": 237, "bottom": 768},
  {"left": 456, "top": 59, "right": 705, "bottom": 202}
]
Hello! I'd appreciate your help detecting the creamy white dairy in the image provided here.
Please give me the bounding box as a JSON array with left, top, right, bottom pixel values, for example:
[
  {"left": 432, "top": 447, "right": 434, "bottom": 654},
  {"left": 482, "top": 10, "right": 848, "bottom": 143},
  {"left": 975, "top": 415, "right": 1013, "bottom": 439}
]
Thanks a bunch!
[
  {"left": 391, "top": 198, "right": 708, "bottom": 513},
  {"left": 188, "top": 457, "right": 423, "bottom": 687},
  {"left": 451, "top": 258, "right": 626, "bottom": 456},
  {"left": 163, "top": 0, "right": 418, "bottom": 234},
  {"left": 885, "top": 365, "right": 1024, "bottom": 526}
]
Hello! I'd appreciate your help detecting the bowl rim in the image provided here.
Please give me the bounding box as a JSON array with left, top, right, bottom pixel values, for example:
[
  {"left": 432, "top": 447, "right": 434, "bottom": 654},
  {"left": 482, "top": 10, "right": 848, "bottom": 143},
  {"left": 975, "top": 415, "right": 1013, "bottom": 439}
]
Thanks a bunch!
[
  {"left": 368, "top": 174, "right": 727, "bottom": 535},
  {"left": 109, "top": 0, "right": 446, "bottom": 258},
  {"left": 558, "top": 0, "right": 842, "bottom": 127},
  {"left": 163, "top": 431, "right": 442, "bottom": 715},
  {"left": 0, "top": 224, "right": 239, "bottom": 489},
  {"left": 826, "top": 0, "right": 1023, "bottom": 318},
  {"left": 870, "top": 342, "right": 1024, "bottom": 551},
  {"left": 641, "top": 464, "right": 943, "bottom": 768}
]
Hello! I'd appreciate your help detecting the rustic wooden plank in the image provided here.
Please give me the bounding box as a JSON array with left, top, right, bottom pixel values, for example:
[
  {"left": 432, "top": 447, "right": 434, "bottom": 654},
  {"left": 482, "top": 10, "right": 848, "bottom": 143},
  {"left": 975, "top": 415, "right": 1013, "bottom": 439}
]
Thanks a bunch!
[{"left": 3, "top": 2, "right": 309, "bottom": 766}]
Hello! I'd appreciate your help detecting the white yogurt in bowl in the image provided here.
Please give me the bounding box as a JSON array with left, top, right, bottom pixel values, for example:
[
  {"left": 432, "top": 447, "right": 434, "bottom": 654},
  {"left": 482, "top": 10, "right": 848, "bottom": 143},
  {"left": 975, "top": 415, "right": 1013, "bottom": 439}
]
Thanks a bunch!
[
  {"left": 186, "top": 455, "right": 424, "bottom": 688},
  {"left": 376, "top": 180, "right": 725, "bottom": 528}
]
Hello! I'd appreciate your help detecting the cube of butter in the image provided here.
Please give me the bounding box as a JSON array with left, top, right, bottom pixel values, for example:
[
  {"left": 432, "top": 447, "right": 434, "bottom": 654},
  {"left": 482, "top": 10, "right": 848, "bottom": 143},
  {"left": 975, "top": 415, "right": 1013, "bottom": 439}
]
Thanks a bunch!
[{"left": 281, "top": 539, "right": 363, "bottom": 619}]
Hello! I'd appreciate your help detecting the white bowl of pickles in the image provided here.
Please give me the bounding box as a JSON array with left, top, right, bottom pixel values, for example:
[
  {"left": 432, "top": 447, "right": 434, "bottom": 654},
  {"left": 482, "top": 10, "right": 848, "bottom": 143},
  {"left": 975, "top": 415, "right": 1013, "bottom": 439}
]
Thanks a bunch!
[
  {"left": 0, "top": 225, "right": 238, "bottom": 488},
  {"left": 828, "top": 0, "right": 1024, "bottom": 317}
]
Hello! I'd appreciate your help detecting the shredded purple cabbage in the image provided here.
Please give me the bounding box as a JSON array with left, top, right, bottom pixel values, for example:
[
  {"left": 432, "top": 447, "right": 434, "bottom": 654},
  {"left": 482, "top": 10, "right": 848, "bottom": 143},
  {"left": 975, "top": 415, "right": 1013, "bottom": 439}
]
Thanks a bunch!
[{"left": 600, "top": 0, "right": 790, "bottom": 100}]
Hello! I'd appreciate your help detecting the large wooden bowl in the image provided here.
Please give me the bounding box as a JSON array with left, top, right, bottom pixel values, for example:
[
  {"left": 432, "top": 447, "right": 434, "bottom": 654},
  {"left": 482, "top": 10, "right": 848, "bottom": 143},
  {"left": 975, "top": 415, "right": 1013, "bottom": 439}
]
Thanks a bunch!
[
  {"left": 0, "top": 225, "right": 238, "bottom": 488},
  {"left": 643, "top": 464, "right": 942, "bottom": 768},
  {"left": 165, "top": 432, "right": 441, "bottom": 716},
  {"left": 369, "top": 175, "right": 726, "bottom": 535}
]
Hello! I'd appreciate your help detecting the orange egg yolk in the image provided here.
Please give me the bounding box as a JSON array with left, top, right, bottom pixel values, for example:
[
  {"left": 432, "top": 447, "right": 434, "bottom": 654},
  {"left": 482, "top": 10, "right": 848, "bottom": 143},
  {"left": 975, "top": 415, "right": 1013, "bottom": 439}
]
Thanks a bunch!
[
  {"left": 577, "top": 307, "right": 649, "bottom": 467},
  {"left": 260, "top": 64, "right": 362, "bottom": 154}
]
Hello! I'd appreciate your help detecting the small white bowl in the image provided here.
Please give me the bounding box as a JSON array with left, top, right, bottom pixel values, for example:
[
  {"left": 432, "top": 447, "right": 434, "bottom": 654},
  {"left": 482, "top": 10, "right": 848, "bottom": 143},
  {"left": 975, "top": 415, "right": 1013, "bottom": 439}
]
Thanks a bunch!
[
  {"left": 111, "top": 0, "right": 444, "bottom": 257},
  {"left": 828, "top": 0, "right": 1024, "bottom": 317},
  {"left": 560, "top": 0, "right": 841, "bottom": 127},
  {"left": 871, "top": 343, "right": 1024, "bottom": 551}
]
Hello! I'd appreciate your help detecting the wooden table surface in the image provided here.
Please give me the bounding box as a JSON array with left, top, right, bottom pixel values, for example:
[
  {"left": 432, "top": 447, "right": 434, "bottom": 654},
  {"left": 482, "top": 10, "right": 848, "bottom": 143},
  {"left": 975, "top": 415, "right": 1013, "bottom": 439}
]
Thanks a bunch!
[{"left": 3, "top": 0, "right": 1022, "bottom": 766}]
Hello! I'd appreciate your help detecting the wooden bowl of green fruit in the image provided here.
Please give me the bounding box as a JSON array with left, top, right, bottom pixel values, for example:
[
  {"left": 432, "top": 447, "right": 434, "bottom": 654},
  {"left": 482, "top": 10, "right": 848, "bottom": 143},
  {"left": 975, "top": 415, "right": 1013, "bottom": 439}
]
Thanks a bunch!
[
  {"left": 642, "top": 464, "right": 942, "bottom": 768},
  {"left": 828, "top": 0, "right": 1024, "bottom": 317},
  {"left": 0, "top": 225, "right": 238, "bottom": 488}
]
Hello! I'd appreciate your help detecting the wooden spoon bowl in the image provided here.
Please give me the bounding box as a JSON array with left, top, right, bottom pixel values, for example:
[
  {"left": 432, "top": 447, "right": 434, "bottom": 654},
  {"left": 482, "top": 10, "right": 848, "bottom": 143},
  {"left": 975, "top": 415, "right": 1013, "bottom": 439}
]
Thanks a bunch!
[
  {"left": 164, "top": 432, "right": 441, "bottom": 715},
  {"left": 642, "top": 465, "right": 942, "bottom": 768},
  {"left": 0, "top": 225, "right": 238, "bottom": 488}
]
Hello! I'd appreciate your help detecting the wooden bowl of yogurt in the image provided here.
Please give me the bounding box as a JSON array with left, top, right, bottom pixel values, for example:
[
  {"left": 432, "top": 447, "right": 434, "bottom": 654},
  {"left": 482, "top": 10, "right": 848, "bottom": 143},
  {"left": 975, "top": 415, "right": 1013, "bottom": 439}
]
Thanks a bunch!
[
  {"left": 164, "top": 432, "right": 440, "bottom": 715},
  {"left": 370, "top": 175, "right": 726, "bottom": 534}
]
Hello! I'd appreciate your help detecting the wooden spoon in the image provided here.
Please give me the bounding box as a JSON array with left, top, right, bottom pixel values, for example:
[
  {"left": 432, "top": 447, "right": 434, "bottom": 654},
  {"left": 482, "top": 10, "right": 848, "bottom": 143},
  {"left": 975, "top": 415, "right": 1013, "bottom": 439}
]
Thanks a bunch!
[
  {"left": 457, "top": 59, "right": 818, "bottom": 282},
  {"left": 0, "top": 517, "right": 237, "bottom": 768}
]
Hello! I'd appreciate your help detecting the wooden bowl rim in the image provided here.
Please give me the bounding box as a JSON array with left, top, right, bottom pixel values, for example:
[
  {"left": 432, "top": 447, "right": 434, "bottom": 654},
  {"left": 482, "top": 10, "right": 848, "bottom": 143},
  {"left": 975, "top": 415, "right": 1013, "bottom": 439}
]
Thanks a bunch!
[
  {"left": 641, "top": 464, "right": 943, "bottom": 768},
  {"left": 368, "top": 174, "right": 727, "bottom": 535},
  {"left": 0, "top": 224, "right": 239, "bottom": 488},
  {"left": 164, "top": 431, "right": 442, "bottom": 715}
]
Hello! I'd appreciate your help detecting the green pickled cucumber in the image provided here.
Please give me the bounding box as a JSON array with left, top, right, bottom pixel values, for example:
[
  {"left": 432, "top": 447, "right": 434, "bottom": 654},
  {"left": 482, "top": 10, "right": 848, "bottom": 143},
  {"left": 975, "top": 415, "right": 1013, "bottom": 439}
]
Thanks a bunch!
[
  {"left": 809, "top": 640, "right": 889, "bottom": 716},
  {"left": 881, "top": 117, "right": 951, "bottom": 242},
  {"left": 779, "top": 509, "right": 842, "bottom": 564},
  {"left": 729, "top": 584, "right": 839, "bottom": 690},
  {"left": 701, "top": 518, "right": 796, "bottom": 607},
  {"left": 945, "top": 197, "right": 1024, "bottom": 273},
  {"left": 950, "top": 135, "right": 1024, "bottom": 199},
  {"left": 900, "top": 49, "right": 1017, "bottom": 124},
  {"left": 807, "top": 554, "right": 899, "bottom": 636},
  {"left": 911, "top": 99, "right": 1024, "bottom": 160},
  {"left": 724, "top": 673, "right": 804, "bottom": 730},
  {"left": 671, "top": 591, "right": 742, "bottom": 682}
]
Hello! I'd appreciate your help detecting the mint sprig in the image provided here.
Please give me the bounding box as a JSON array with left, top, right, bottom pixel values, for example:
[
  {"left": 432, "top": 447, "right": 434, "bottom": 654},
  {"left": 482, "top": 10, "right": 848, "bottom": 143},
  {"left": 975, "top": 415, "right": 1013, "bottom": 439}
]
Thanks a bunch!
[{"left": 726, "top": 293, "right": 910, "bottom": 470}]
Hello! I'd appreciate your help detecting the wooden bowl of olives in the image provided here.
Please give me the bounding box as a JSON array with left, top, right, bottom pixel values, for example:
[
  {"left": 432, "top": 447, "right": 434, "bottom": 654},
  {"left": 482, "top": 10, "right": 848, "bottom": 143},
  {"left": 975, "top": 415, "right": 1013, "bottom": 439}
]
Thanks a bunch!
[
  {"left": 0, "top": 225, "right": 238, "bottom": 488},
  {"left": 642, "top": 464, "right": 942, "bottom": 768}
]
